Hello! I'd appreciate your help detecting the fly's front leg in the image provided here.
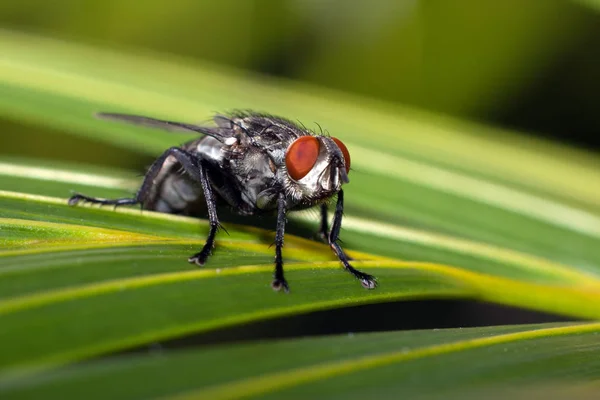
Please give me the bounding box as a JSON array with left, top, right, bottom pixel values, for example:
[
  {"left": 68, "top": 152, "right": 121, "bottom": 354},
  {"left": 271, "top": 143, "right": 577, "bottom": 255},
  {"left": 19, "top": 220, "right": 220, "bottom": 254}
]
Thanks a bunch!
[
  {"left": 317, "top": 203, "right": 353, "bottom": 261},
  {"left": 329, "top": 190, "right": 377, "bottom": 289},
  {"left": 317, "top": 203, "right": 329, "bottom": 242},
  {"left": 271, "top": 192, "right": 290, "bottom": 292}
]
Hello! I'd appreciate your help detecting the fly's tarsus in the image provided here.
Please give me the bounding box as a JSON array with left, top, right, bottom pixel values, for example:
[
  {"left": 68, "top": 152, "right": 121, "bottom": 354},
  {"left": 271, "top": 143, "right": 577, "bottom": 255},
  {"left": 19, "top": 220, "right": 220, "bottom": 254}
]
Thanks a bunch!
[
  {"left": 359, "top": 275, "right": 378, "bottom": 290},
  {"left": 68, "top": 193, "right": 140, "bottom": 208},
  {"left": 271, "top": 277, "right": 290, "bottom": 293},
  {"left": 188, "top": 253, "right": 208, "bottom": 266}
]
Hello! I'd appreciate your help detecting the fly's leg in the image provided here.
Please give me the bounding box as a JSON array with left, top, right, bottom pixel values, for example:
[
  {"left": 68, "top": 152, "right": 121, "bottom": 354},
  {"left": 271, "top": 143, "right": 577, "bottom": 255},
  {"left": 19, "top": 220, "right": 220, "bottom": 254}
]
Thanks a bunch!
[
  {"left": 329, "top": 190, "right": 377, "bottom": 289},
  {"left": 317, "top": 203, "right": 354, "bottom": 261},
  {"left": 68, "top": 147, "right": 223, "bottom": 267},
  {"left": 68, "top": 146, "right": 181, "bottom": 209},
  {"left": 271, "top": 192, "right": 290, "bottom": 292},
  {"left": 317, "top": 203, "right": 329, "bottom": 242},
  {"left": 68, "top": 195, "right": 139, "bottom": 208},
  {"left": 187, "top": 161, "right": 221, "bottom": 266}
]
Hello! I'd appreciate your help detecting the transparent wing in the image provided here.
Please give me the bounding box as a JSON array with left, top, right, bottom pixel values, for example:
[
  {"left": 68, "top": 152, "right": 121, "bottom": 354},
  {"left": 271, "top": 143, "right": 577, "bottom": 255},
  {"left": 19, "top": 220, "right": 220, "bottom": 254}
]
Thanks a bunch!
[{"left": 95, "top": 112, "right": 227, "bottom": 141}]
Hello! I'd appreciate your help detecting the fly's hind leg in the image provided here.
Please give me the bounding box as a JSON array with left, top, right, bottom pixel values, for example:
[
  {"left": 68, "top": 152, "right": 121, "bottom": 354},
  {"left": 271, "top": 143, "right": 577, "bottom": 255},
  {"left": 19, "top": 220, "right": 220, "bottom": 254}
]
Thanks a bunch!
[
  {"left": 68, "top": 194, "right": 140, "bottom": 208},
  {"left": 67, "top": 146, "right": 181, "bottom": 210},
  {"left": 68, "top": 147, "right": 223, "bottom": 267}
]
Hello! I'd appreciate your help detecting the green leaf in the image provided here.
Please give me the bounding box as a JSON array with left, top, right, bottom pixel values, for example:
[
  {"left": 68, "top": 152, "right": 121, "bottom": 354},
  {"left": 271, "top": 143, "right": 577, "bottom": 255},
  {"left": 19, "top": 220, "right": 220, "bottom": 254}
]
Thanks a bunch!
[
  {"left": 3, "top": 322, "right": 600, "bottom": 399},
  {"left": 1, "top": 166, "right": 600, "bottom": 378}
]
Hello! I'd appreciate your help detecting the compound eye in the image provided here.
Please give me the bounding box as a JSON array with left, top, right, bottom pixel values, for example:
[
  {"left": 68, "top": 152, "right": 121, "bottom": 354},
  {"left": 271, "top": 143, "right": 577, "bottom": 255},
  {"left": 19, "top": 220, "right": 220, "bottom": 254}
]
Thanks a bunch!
[
  {"left": 285, "top": 136, "right": 320, "bottom": 181},
  {"left": 332, "top": 137, "right": 351, "bottom": 173}
]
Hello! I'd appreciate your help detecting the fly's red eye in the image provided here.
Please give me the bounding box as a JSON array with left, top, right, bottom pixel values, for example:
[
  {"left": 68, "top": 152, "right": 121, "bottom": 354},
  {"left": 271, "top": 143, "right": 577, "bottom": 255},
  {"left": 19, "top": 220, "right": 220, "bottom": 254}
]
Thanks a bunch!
[
  {"left": 285, "top": 136, "right": 320, "bottom": 181},
  {"left": 332, "top": 137, "right": 351, "bottom": 173}
]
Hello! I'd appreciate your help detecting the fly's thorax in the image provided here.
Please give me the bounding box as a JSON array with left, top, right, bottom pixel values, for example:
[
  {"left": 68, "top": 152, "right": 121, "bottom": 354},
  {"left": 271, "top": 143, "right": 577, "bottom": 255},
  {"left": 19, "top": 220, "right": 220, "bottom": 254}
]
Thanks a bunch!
[
  {"left": 229, "top": 145, "right": 279, "bottom": 210},
  {"left": 189, "top": 136, "right": 224, "bottom": 164},
  {"left": 192, "top": 131, "right": 281, "bottom": 212}
]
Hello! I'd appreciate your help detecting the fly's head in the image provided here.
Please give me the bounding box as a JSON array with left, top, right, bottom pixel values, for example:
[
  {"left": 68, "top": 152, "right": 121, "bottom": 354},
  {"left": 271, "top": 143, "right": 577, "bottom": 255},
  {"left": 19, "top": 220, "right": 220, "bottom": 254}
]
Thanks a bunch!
[{"left": 283, "top": 134, "right": 351, "bottom": 205}]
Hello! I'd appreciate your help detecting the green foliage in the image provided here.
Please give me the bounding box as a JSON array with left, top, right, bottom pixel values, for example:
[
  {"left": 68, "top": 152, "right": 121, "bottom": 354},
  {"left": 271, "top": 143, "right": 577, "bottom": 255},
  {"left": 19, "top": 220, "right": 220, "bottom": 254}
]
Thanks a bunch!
[
  {"left": 1, "top": 31, "right": 600, "bottom": 398},
  {"left": 5, "top": 324, "right": 600, "bottom": 399}
]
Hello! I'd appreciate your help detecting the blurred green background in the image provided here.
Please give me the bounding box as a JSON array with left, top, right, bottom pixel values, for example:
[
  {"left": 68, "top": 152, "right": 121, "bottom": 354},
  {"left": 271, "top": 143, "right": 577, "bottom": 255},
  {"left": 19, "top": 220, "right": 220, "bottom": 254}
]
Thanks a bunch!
[{"left": 1, "top": 0, "right": 599, "bottom": 168}]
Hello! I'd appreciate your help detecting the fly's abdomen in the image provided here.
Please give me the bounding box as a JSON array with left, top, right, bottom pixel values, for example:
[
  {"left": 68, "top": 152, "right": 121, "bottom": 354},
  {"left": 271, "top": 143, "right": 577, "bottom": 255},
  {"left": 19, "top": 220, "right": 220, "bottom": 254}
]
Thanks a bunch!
[{"left": 149, "top": 173, "right": 206, "bottom": 216}]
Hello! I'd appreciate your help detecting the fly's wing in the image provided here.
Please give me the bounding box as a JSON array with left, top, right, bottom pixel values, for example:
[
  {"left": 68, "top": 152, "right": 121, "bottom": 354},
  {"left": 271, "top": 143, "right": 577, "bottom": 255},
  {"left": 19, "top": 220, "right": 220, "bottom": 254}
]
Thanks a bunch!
[{"left": 96, "top": 112, "right": 231, "bottom": 142}]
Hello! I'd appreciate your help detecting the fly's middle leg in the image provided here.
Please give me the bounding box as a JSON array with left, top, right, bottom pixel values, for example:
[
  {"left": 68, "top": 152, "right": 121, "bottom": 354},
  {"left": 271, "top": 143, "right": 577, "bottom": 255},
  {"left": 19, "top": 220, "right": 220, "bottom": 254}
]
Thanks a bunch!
[{"left": 187, "top": 161, "right": 221, "bottom": 266}]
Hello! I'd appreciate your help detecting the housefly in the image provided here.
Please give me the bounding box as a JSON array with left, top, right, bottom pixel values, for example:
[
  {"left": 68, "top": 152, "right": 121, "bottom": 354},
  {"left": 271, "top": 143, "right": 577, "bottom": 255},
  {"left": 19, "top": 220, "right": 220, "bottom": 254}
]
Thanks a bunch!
[{"left": 68, "top": 111, "right": 376, "bottom": 292}]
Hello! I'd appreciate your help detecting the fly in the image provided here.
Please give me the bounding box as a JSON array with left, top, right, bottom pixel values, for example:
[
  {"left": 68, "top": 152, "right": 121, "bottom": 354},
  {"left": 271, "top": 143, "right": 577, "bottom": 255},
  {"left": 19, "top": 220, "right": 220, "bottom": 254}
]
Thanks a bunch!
[{"left": 68, "top": 111, "right": 377, "bottom": 292}]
